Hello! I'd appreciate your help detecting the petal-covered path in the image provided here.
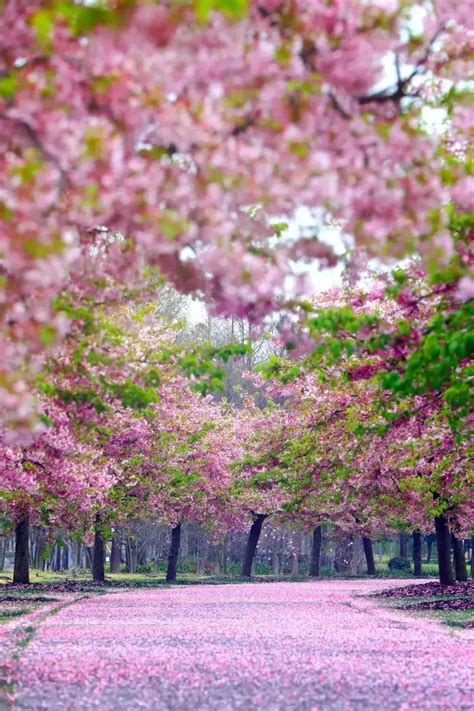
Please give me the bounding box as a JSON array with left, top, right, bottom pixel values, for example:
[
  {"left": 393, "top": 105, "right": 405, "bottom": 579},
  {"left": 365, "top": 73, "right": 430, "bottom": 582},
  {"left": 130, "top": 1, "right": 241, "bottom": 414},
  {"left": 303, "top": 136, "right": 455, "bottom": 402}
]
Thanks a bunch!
[{"left": 12, "top": 580, "right": 474, "bottom": 710}]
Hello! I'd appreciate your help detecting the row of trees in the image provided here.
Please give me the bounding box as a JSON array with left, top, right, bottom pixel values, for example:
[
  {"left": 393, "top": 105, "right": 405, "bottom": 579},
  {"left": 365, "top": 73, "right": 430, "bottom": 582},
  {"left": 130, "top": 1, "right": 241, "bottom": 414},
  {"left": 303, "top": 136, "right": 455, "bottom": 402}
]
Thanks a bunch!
[
  {"left": 5, "top": 521, "right": 471, "bottom": 581},
  {"left": 1, "top": 264, "right": 472, "bottom": 587}
]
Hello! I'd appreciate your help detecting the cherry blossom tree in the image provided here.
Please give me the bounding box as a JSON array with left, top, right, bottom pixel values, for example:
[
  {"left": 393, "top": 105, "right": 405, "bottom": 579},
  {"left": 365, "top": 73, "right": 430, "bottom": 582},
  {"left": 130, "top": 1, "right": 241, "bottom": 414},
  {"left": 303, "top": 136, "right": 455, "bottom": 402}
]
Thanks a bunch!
[
  {"left": 252, "top": 263, "right": 473, "bottom": 584},
  {"left": 1, "top": 0, "right": 472, "bottom": 430}
]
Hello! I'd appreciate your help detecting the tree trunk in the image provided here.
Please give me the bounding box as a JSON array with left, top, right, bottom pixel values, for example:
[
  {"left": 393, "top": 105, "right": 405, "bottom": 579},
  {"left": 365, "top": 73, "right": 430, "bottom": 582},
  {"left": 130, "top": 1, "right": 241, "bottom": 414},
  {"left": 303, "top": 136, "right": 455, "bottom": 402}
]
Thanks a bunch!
[
  {"left": 110, "top": 535, "right": 121, "bottom": 573},
  {"left": 309, "top": 525, "right": 322, "bottom": 578},
  {"left": 13, "top": 514, "right": 30, "bottom": 584},
  {"left": 272, "top": 550, "right": 280, "bottom": 575},
  {"left": 180, "top": 523, "right": 189, "bottom": 559},
  {"left": 196, "top": 555, "right": 205, "bottom": 575},
  {"left": 55, "top": 544, "right": 62, "bottom": 572},
  {"left": 166, "top": 523, "right": 181, "bottom": 583},
  {"left": 217, "top": 537, "right": 228, "bottom": 575},
  {"left": 451, "top": 533, "right": 468, "bottom": 582},
  {"left": 399, "top": 533, "right": 408, "bottom": 558},
  {"left": 0, "top": 536, "right": 5, "bottom": 572},
  {"left": 71, "top": 541, "right": 81, "bottom": 575},
  {"left": 33, "top": 529, "right": 46, "bottom": 569},
  {"left": 426, "top": 533, "right": 435, "bottom": 563},
  {"left": 85, "top": 546, "right": 93, "bottom": 569},
  {"left": 434, "top": 515, "right": 454, "bottom": 586},
  {"left": 125, "top": 538, "right": 137, "bottom": 573},
  {"left": 413, "top": 530, "right": 422, "bottom": 577},
  {"left": 291, "top": 551, "right": 299, "bottom": 576},
  {"left": 242, "top": 514, "right": 266, "bottom": 578},
  {"left": 362, "top": 536, "right": 376, "bottom": 575},
  {"left": 137, "top": 543, "right": 147, "bottom": 567},
  {"left": 470, "top": 536, "right": 474, "bottom": 579},
  {"left": 62, "top": 544, "right": 69, "bottom": 571},
  {"left": 334, "top": 534, "right": 354, "bottom": 574},
  {"left": 92, "top": 517, "right": 105, "bottom": 582},
  {"left": 222, "top": 537, "right": 228, "bottom": 575},
  {"left": 196, "top": 529, "right": 209, "bottom": 576}
]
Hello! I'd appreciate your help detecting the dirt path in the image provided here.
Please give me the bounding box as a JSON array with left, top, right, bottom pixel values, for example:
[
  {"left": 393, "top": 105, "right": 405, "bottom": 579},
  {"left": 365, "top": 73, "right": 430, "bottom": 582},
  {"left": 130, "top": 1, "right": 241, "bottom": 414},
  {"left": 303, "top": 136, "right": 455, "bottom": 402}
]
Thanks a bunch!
[{"left": 11, "top": 580, "right": 474, "bottom": 710}]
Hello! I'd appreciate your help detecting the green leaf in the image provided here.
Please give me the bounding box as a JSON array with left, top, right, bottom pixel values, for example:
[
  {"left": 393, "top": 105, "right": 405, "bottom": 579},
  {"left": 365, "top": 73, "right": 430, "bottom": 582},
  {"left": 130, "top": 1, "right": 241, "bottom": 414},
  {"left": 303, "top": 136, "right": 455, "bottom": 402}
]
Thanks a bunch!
[
  {"left": 0, "top": 73, "right": 17, "bottom": 100},
  {"left": 30, "top": 10, "right": 54, "bottom": 49},
  {"left": 39, "top": 325, "right": 57, "bottom": 347},
  {"left": 195, "top": 0, "right": 248, "bottom": 22}
]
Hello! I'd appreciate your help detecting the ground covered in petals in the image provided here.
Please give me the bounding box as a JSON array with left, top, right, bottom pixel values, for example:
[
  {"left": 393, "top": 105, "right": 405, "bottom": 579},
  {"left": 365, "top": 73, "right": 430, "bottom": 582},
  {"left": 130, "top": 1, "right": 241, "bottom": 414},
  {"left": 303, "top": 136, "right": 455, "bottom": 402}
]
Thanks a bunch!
[
  {"left": 4, "top": 580, "right": 474, "bottom": 710},
  {"left": 374, "top": 580, "right": 474, "bottom": 600}
]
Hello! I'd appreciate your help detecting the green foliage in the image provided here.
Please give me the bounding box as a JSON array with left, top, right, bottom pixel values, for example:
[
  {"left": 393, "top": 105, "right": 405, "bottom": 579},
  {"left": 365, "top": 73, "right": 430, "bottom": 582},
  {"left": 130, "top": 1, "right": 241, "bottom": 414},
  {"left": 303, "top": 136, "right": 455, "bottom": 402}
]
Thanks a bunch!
[
  {"left": 178, "top": 341, "right": 251, "bottom": 394},
  {"left": 0, "top": 73, "right": 17, "bottom": 100},
  {"left": 30, "top": 3, "right": 117, "bottom": 50},
  {"left": 195, "top": 0, "right": 248, "bottom": 23},
  {"left": 135, "top": 563, "right": 154, "bottom": 575},
  {"left": 57, "top": 387, "right": 108, "bottom": 413},
  {"left": 387, "top": 556, "right": 412, "bottom": 572},
  {"left": 106, "top": 380, "right": 159, "bottom": 410}
]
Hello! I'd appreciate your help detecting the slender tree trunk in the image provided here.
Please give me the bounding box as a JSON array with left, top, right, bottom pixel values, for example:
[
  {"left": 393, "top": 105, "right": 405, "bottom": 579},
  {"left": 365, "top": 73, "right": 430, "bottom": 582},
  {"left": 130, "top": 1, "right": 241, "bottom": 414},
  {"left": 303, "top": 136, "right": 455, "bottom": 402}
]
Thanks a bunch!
[
  {"left": 72, "top": 541, "right": 81, "bottom": 575},
  {"left": 180, "top": 524, "right": 189, "bottom": 559},
  {"left": 34, "top": 529, "right": 46, "bottom": 569},
  {"left": 362, "top": 536, "right": 376, "bottom": 575},
  {"left": 0, "top": 536, "right": 5, "bottom": 572},
  {"left": 195, "top": 528, "right": 209, "bottom": 576},
  {"left": 470, "top": 536, "right": 474, "bottom": 579},
  {"left": 413, "top": 530, "right": 422, "bottom": 577},
  {"left": 85, "top": 546, "right": 93, "bottom": 569},
  {"left": 334, "top": 534, "right": 354, "bottom": 574},
  {"left": 217, "top": 537, "right": 228, "bottom": 575},
  {"left": 426, "top": 534, "right": 434, "bottom": 563},
  {"left": 434, "top": 515, "right": 454, "bottom": 586},
  {"left": 55, "top": 545, "right": 62, "bottom": 572},
  {"left": 92, "top": 516, "right": 105, "bottom": 582},
  {"left": 13, "top": 514, "right": 30, "bottom": 584},
  {"left": 222, "top": 537, "right": 228, "bottom": 575},
  {"left": 272, "top": 550, "right": 280, "bottom": 575},
  {"left": 451, "top": 533, "right": 468, "bottom": 582},
  {"left": 309, "top": 525, "right": 322, "bottom": 578},
  {"left": 62, "top": 544, "right": 69, "bottom": 571},
  {"left": 137, "top": 543, "right": 147, "bottom": 567},
  {"left": 291, "top": 551, "right": 299, "bottom": 576},
  {"left": 110, "top": 535, "right": 121, "bottom": 573},
  {"left": 125, "top": 538, "right": 137, "bottom": 573},
  {"left": 166, "top": 523, "right": 181, "bottom": 583},
  {"left": 399, "top": 533, "right": 408, "bottom": 558},
  {"left": 242, "top": 514, "right": 266, "bottom": 578}
]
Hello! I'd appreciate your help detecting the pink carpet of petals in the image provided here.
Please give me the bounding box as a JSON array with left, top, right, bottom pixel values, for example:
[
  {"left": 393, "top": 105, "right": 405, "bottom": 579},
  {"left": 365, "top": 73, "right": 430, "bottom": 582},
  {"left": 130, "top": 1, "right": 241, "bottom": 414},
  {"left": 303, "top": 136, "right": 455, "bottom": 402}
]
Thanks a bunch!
[
  {"left": 0, "top": 595, "right": 78, "bottom": 704},
  {"left": 10, "top": 581, "right": 474, "bottom": 710}
]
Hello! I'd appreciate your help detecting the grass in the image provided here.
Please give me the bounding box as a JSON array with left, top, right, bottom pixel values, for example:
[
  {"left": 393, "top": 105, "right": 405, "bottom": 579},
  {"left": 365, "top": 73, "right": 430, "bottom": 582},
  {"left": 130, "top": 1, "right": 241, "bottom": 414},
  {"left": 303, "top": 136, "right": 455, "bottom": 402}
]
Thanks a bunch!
[
  {"left": 0, "top": 558, "right": 442, "bottom": 588},
  {"left": 432, "top": 609, "right": 474, "bottom": 628},
  {"left": 17, "top": 625, "right": 35, "bottom": 649},
  {"left": 383, "top": 592, "right": 474, "bottom": 630},
  {"left": 0, "top": 609, "right": 31, "bottom": 624}
]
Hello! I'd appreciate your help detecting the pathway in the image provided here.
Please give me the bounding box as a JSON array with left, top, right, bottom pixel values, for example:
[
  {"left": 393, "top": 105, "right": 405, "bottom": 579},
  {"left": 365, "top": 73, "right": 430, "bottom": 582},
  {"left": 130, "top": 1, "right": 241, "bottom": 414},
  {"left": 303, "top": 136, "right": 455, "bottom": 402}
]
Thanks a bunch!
[{"left": 12, "top": 580, "right": 474, "bottom": 710}]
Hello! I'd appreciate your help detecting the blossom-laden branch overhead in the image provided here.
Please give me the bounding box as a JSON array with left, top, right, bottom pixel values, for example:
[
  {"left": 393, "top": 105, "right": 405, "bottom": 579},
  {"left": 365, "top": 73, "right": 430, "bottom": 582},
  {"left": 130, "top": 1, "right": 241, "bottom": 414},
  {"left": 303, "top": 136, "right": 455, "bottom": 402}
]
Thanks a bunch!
[{"left": 1, "top": 0, "right": 473, "bottom": 427}]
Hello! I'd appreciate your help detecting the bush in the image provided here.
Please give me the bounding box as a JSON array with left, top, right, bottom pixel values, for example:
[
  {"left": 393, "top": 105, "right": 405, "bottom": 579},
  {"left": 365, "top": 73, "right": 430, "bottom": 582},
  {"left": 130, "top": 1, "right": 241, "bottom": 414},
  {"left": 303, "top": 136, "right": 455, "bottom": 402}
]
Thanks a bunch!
[
  {"left": 254, "top": 562, "right": 271, "bottom": 575},
  {"left": 388, "top": 556, "right": 412, "bottom": 572},
  {"left": 177, "top": 557, "right": 197, "bottom": 574},
  {"left": 136, "top": 563, "right": 154, "bottom": 575},
  {"left": 225, "top": 562, "right": 242, "bottom": 576}
]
